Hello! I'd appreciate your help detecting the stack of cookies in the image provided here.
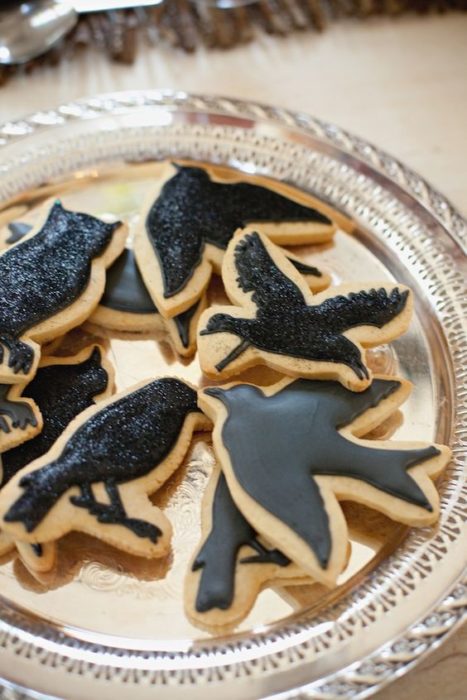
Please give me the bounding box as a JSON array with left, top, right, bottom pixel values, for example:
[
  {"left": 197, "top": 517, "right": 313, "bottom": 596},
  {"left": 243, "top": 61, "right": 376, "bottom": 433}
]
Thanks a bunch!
[{"left": 0, "top": 162, "right": 450, "bottom": 632}]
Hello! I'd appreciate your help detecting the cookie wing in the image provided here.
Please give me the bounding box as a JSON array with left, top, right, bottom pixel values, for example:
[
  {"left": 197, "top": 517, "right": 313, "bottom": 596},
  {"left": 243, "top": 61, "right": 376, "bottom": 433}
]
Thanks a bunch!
[
  {"left": 234, "top": 232, "right": 307, "bottom": 313},
  {"left": 314, "top": 287, "right": 409, "bottom": 333}
]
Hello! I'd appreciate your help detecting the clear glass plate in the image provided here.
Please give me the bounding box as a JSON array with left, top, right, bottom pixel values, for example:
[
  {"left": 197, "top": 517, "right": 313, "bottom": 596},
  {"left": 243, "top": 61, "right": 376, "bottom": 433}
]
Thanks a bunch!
[{"left": 0, "top": 91, "right": 465, "bottom": 700}]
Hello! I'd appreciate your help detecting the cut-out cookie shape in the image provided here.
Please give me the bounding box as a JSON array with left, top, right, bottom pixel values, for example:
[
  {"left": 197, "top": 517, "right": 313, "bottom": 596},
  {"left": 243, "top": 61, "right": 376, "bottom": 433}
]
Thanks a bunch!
[
  {"left": 134, "top": 163, "right": 335, "bottom": 317},
  {"left": 89, "top": 247, "right": 208, "bottom": 357},
  {"left": 0, "top": 200, "right": 127, "bottom": 383},
  {"left": 185, "top": 465, "right": 313, "bottom": 631},
  {"left": 0, "top": 345, "right": 113, "bottom": 572},
  {"left": 0, "top": 378, "right": 210, "bottom": 570},
  {"left": 199, "top": 377, "right": 451, "bottom": 586},
  {"left": 198, "top": 230, "right": 412, "bottom": 391}
]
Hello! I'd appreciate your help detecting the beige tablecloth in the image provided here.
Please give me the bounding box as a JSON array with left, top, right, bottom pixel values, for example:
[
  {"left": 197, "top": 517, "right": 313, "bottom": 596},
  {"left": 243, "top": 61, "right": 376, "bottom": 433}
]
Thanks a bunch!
[{"left": 0, "top": 12, "right": 466, "bottom": 699}]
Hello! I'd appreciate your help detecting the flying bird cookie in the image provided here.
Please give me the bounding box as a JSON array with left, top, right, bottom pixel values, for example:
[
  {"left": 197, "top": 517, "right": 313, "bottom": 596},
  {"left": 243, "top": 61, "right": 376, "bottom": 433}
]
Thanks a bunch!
[
  {"left": 0, "top": 200, "right": 127, "bottom": 383},
  {"left": 198, "top": 230, "right": 413, "bottom": 391},
  {"left": 199, "top": 377, "right": 450, "bottom": 586},
  {"left": 0, "top": 378, "right": 210, "bottom": 570},
  {"left": 89, "top": 247, "right": 208, "bottom": 357},
  {"left": 134, "top": 163, "right": 335, "bottom": 317},
  {"left": 0, "top": 345, "right": 113, "bottom": 572},
  {"left": 185, "top": 465, "right": 313, "bottom": 632}
]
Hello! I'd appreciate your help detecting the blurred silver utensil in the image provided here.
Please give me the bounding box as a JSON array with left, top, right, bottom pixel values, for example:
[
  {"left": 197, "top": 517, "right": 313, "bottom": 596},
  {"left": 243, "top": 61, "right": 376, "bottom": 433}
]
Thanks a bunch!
[{"left": 0, "top": 0, "right": 163, "bottom": 65}]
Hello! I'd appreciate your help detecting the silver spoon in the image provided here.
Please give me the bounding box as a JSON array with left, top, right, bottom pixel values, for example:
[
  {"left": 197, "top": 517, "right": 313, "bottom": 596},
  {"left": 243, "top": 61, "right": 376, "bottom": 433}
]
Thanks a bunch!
[
  {"left": 0, "top": 0, "right": 164, "bottom": 66},
  {"left": 0, "top": 1, "right": 77, "bottom": 65}
]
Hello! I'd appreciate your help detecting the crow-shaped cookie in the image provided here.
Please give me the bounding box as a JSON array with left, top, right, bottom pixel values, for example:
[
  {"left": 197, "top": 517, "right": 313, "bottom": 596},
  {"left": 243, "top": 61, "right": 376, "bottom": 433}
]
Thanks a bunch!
[
  {"left": 0, "top": 200, "right": 127, "bottom": 383},
  {"left": 185, "top": 464, "right": 313, "bottom": 632},
  {"left": 134, "top": 163, "right": 335, "bottom": 317},
  {"left": 199, "top": 377, "right": 450, "bottom": 585},
  {"left": 198, "top": 230, "right": 413, "bottom": 391},
  {"left": 0, "top": 345, "right": 113, "bottom": 573},
  {"left": 0, "top": 378, "right": 210, "bottom": 565}
]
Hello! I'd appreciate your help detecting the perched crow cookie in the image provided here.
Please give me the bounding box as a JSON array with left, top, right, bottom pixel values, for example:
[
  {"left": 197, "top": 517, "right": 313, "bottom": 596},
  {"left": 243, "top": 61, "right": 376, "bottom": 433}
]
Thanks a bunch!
[
  {"left": 89, "top": 248, "right": 208, "bottom": 357},
  {"left": 0, "top": 200, "right": 126, "bottom": 383},
  {"left": 0, "top": 345, "right": 113, "bottom": 571},
  {"left": 185, "top": 464, "right": 312, "bottom": 631},
  {"left": 198, "top": 230, "right": 413, "bottom": 391},
  {"left": 199, "top": 376, "right": 450, "bottom": 586},
  {"left": 0, "top": 378, "right": 210, "bottom": 571},
  {"left": 134, "top": 163, "right": 335, "bottom": 317}
]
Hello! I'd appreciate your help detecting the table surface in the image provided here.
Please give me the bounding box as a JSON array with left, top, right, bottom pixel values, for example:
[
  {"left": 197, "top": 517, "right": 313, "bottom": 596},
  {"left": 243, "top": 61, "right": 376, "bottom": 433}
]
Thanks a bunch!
[{"left": 0, "top": 12, "right": 466, "bottom": 699}]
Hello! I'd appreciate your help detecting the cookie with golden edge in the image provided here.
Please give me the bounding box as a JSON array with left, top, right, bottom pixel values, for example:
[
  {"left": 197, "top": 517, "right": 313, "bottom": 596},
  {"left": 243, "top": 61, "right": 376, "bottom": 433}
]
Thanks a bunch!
[
  {"left": 0, "top": 378, "right": 210, "bottom": 572},
  {"left": 185, "top": 399, "right": 402, "bottom": 630},
  {"left": 0, "top": 199, "right": 127, "bottom": 384},
  {"left": 198, "top": 229, "right": 413, "bottom": 391},
  {"left": 0, "top": 345, "right": 114, "bottom": 574},
  {"left": 199, "top": 375, "right": 450, "bottom": 586},
  {"left": 186, "top": 463, "right": 318, "bottom": 632},
  {"left": 133, "top": 162, "right": 335, "bottom": 318}
]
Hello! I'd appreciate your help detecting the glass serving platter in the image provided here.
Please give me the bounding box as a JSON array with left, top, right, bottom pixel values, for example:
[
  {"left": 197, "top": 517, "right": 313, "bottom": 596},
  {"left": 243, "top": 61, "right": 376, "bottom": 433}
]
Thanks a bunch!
[{"left": 0, "top": 91, "right": 465, "bottom": 700}]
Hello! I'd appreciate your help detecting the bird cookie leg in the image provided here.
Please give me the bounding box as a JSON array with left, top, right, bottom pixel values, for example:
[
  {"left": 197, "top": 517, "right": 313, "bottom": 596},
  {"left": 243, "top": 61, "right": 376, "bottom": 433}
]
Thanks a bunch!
[
  {"left": 215, "top": 340, "right": 250, "bottom": 373},
  {"left": 0, "top": 335, "right": 34, "bottom": 375},
  {"left": 103, "top": 480, "right": 162, "bottom": 543},
  {"left": 70, "top": 481, "right": 162, "bottom": 544},
  {"left": 0, "top": 386, "right": 38, "bottom": 431}
]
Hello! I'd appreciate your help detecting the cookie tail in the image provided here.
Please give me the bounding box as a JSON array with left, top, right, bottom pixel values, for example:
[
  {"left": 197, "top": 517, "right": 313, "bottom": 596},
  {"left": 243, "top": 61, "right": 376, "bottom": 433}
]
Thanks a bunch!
[{"left": 3, "top": 461, "right": 71, "bottom": 533}]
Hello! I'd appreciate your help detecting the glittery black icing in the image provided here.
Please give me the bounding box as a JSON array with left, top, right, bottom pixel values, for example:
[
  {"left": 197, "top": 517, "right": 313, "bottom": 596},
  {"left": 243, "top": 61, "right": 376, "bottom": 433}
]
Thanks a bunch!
[
  {"left": 6, "top": 222, "right": 32, "bottom": 244},
  {"left": 1, "top": 347, "right": 109, "bottom": 487},
  {"left": 206, "top": 379, "right": 439, "bottom": 569},
  {"left": 201, "top": 232, "right": 409, "bottom": 377},
  {"left": 4, "top": 379, "right": 200, "bottom": 543},
  {"left": 0, "top": 383, "right": 38, "bottom": 435},
  {"left": 0, "top": 202, "right": 119, "bottom": 375},
  {"left": 193, "top": 472, "right": 289, "bottom": 613},
  {"left": 101, "top": 248, "right": 156, "bottom": 314},
  {"left": 146, "top": 166, "right": 332, "bottom": 298}
]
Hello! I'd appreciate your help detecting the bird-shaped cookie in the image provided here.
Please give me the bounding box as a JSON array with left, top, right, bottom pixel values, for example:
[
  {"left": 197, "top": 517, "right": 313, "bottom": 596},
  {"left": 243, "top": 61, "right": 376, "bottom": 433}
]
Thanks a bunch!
[
  {"left": 0, "top": 200, "right": 126, "bottom": 383},
  {"left": 0, "top": 345, "right": 113, "bottom": 574},
  {"left": 0, "top": 378, "right": 210, "bottom": 565},
  {"left": 199, "top": 377, "right": 451, "bottom": 585},
  {"left": 134, "top": 163, "right": 335, "bottom": 317},
  {"left": 198, "top": 230, "right": 413, "bottom": 391}
]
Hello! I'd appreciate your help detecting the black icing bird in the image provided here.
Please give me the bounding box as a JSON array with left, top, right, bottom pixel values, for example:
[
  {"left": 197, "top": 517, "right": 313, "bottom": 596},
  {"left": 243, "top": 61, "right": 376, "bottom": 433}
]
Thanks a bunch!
[
  {"left": 201, "top": 232, "right": 409, "bottom": 378},
  {"left": 0, "top": 202, "right": 119, "bottom": 374},
  {"left": 146, "top": 165, "right": 331, "bottom": 298},
  {"left": 193, "top": 472, "right": 289, "bottom": 613},
  {"left": 205, "top": 379, "right": 440, "bottom": 570},
  {"left": 4, "top": 378, "right": 201, "bottom": 542},
  {"left": 1, "top": 347, "right": 108, "bottom": 487}
]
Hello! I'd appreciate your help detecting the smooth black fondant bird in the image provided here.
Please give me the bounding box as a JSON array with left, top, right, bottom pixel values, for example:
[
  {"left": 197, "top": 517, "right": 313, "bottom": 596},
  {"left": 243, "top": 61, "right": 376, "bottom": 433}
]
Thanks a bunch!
[
  {"left": 0, "top": 202, "right": 119, "bottom": 375},
  {"left": 205, "top": 379, "right": 441, "bottom": 571},
  {"left": 3, "top": 378, "right": 201, "bottom": 543},
  {"left": 201, "top": 232, "right": 409, "bottom": 379},
  {"left": 1, "top": 347, "right": 109, "bottom": 487},
  {"left": 145, "top": 165, "right": 332, "bottom": 299},
  {"left": 193, "top": 471, "right": 289, "bottom": 613}
]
